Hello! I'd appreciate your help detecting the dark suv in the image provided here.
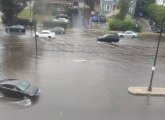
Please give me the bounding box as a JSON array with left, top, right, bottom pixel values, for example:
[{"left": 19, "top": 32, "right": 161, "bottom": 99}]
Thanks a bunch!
[{"left": 97, "top": 34, "right": 119, "bottom": 43}]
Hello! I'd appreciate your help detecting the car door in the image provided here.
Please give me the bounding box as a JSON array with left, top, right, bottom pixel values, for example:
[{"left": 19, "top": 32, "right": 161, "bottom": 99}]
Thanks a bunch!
[
  {"left": 124, "top": 31, "right": 133, "bottom": 38},
  {"left": 106, "top": 35, "right": 113, "bottom": 42},
  {"left": 0, "top": 84, "right": 15, "bottom": 96},
  {"left": 40, "top": 32, "right": 47, "bottom": 38}
]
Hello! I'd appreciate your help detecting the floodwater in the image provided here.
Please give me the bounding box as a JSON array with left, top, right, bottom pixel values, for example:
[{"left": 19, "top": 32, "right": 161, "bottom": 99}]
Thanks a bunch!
[{"left": 0, "top": 7, "right": 165, "bottom": 120}]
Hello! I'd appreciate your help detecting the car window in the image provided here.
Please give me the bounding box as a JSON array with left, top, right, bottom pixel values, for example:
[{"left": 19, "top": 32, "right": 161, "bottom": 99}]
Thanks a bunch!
[
  {"left": 17, "top": 81, "right": 30, "bottom": 91},
  {"left": 125, "top": 31, "right": 133, "bottom": 34},
  {"left": 41, "top": 32, "right": 49, "bottom": 34},
  {"left": 2, "top": 84, "right": 15, "bottom": 89}
]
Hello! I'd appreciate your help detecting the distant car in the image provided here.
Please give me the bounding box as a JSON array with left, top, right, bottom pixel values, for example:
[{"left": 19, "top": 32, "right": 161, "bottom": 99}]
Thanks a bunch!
[
  {"left": 5, "top": 25, "right": 26, "bottom": 33},
  {"left": 58, "top": 18, "right": 70, "bottom": 23},
  {"left": 117, "top": 31, "right": 138, "bottom": 38},
  {"left": 97, "top": 34, "right": 119, "bottom": 43},
  {"left": 73, "top": 1, "right": 79, "bottom": 9},
  {"left": 53, "top": 18, "right": 70, "bottom": 24},
  {"left": 0, "top": 79, "right": 40, "bottom": 99},
  {"left": 51, "top": 27, "right": 65, "bottom": 34},
  {"left": 56, "top": 14, "right": 71, "bottom": 20},
  {"left": 92, "top": 15, "right": 99, "bottom": 22},
  {"left": 99, "top": 15, "right": 106, "bottom": 23},
  {"left": 35, "top": 30, "right": 56, "bottom": 39}
]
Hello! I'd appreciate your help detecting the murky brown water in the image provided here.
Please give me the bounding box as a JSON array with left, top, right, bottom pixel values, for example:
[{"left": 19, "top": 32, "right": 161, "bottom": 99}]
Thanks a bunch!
[{"left": 0, "top": 7, "right": 165, "bottom": 120}]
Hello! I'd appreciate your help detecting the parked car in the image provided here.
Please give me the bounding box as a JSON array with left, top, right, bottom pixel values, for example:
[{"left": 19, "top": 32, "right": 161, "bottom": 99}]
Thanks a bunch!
[
  {"left": 97, "top": 34, "right": 119, "bottom": 43},
  {"left": 57, "top": 18, "right": 70, "bottom": 23},
  {"left": 53, "top": 18, "right": 70, "bottom": 24},
  {"left": 92, "top": 15, "right": 106, "bottom": 23},
  {"left": 99, "top": 15, "right": 106, "bottom": 23},
  {"left": 0, "top": 79, "right": 40, "bottom": 99},
  {"left": 73, "top": 1, "right": 79, "bottom": 9},
  {"left": 117, "top": 31, "right": 138, "bottom": 38},
  {"left": 92, "top": 15, "right": 99, "bottom": 22},
  {"left": 56, "top": 14, "right": 71, "bottom": 20},
  {"left": 51, "top": 27, "right": 65, "bottom": 34},
  {"left": 35, "top": 30, "right": 56, "bottom": 39},
  {"left": 5, "top": 25, "right": 26, "bottom": 33}
]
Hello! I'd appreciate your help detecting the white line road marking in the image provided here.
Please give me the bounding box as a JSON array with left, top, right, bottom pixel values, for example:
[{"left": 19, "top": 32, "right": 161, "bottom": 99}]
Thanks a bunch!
[{"left": 72, "top": 59, "right": 87, "bottom": 62}]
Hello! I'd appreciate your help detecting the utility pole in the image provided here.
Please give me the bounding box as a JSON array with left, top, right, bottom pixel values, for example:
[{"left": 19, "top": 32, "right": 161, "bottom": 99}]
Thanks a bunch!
[
  {"left": 32, "top": 2, "right": 37, "bottom": 55},
  {"left": 148, "top": 0, "right": 165, "bottom": 91}
]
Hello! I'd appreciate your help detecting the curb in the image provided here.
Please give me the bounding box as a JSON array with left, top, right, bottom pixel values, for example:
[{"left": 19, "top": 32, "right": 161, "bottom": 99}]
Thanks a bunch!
[{"left": 128, "top": 87, "right": 165, "bottom": 96}]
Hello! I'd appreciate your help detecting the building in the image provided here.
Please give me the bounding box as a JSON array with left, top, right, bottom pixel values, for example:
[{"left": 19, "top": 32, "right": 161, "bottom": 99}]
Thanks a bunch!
[
  {"left": 156, "top": 0, "right": 165, "bottom": 5},
  {"left": 127, "top": 0, "right": 137, "bottom": 18},
  {"left": 46, "top": 0, "right": 73, "bottom": 13},
  {"left": 100, "top": 0, "right": 117, "bottom": 17}
]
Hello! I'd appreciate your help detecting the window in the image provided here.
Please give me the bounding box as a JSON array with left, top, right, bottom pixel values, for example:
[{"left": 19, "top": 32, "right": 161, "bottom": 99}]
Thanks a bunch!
[
  {"left": 17, "top": 81, "right": 30, "bottom": 91},
  {"left": 2, "top": 84, "right": 15, "bottom": 89},
  {"left": 103, "top": 5, "right": 112, "bottom": 11}
]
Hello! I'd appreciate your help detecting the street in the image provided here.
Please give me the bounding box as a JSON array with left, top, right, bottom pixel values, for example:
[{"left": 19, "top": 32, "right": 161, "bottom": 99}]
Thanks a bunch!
[{"left": 0, "top": 6, "right": 165, "bottom": 120}]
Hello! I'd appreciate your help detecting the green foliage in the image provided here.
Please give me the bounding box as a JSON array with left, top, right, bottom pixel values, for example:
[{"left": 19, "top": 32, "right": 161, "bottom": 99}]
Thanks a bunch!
[
  {"left": 135, "top": 0, "right": 155, "bottom": 16},
  {"left": 0, "top": 0, "right": 29, "bottom": 25},
  {"left": 147, "top": 3, "right": 165, "bottom": 25},
  {"left": 116, "top": 0, "right": 130, "bottom": 20},
  {"left": 50, "top": 7, "right": 58, "bottom": 16},
  {"left": 43, "top": 21, "right": 67, "bottom": 28},
  {"left": 18, "top": 7, "right": 31, "bottom": 19},
  {"left": 84, "top": 0, "right": 94, "bottom": 10},
  {"left": 109, "top": 18, "right": 141, "bottom": 32},
  {"left": 33, "top": 0, "right": 44, "bottom": 15}
]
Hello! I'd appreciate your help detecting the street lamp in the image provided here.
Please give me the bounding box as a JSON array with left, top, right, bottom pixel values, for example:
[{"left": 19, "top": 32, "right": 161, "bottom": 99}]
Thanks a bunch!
[
  {"left": 32, "top": 1, "right": 37, "bottom": 55},
  {"left": 148, "top": 0, "right": 165, "bottom": 91},
  {"left": 148, "top": 21, "right": 163, "bottom": 91}
]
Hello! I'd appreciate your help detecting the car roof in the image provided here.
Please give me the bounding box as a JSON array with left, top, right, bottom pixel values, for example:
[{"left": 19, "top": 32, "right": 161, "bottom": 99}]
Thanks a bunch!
[
  {"left": 41, "top": 30, "right": 51, "bottom": 32},
  {"left": 12, "top": 25, "right": 24, "bottom": 28},
  {"left": 0, "top": 79, "right": 23, "bottom": 86},
  {"left": 104, "top": 33, "right": 118, "bottom": 36},
  {"left": 56, "top": 14, "right": 68, "bottom": 17},
  {"left": 125, "top": 31, "right": 134, "bottom": 32},
  {"left": 54, "top": 27, "right": 64, "bottom": 29}
]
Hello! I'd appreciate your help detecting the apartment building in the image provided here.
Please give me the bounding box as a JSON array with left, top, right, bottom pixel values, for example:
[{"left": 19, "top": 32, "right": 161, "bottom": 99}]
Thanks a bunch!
[
  {"left": 100, "top": 0, "right": 117, "bottom": 16},
  {"left": 156, "top": 0, "right": 165, "bottom": 5},
  {"left": 46, "top": 0, "right": 73, "bottom": 12}
]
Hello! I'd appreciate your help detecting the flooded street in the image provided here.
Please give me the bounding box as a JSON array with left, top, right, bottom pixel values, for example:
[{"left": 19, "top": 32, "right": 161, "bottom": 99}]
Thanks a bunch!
[{"left": 0, "top": 10, "right": 165, "bottom": 120}]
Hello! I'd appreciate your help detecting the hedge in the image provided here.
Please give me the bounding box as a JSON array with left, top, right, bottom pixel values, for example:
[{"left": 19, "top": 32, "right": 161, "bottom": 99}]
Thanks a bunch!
[{"left": 109, "top": 18, "right": 141, "bottom": 32}]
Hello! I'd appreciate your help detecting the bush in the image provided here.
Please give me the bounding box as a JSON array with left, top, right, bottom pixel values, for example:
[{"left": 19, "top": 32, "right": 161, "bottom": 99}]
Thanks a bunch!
[
  {"left": 43, "top": 21, "right": 67, "bottom": 28},
  {"left": 109, "top": 18, "right": 141, "bottom": 32}
]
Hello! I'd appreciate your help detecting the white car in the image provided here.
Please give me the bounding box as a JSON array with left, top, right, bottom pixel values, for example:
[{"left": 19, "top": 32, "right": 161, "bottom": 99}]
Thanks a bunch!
[
  {"left": 35, "top": 30, "right": 56, "bottom": 39},
  {"left": 53, "top": 18, "right": 70, "bottom": 23},
  {"left": 117, "top": 31, "right": 138, "bottom": 38}
]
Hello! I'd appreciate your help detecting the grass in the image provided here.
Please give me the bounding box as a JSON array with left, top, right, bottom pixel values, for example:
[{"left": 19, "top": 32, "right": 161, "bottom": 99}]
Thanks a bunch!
[
  {"left": 18, "top": 7, "right": 32, "bottom": 19},
  {"left": 18, "top": 7, "right": 54, "bottom": 23}
]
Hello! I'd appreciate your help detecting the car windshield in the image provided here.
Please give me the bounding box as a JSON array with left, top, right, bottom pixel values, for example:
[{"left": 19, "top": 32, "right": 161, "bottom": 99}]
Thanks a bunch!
[
  {"left": 17, "top": 81, "right": 30, "bottom": 91},
  {"left": 103, "top": 34, "right": 111, "bottom": 37}
]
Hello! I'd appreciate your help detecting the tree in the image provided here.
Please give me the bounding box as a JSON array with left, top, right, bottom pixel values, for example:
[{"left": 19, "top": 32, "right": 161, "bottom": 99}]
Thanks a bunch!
[
  {"left": 116, "top": 0, "right": 131, "bottom": 20},
  {"left": 84, "top": 0, "right": 94, "bottom": 10},
  {"left": 135, "top": 0, "right": 155, "bottom": 16},
  {"left": 147, "top": 3, "right": 165, "bottom": 26},
  {"left": 33, "top": 0, "right": 44, "bottom": 15},
  {"left": 0, "top": 0, "right": 30, "bottom": 25}
]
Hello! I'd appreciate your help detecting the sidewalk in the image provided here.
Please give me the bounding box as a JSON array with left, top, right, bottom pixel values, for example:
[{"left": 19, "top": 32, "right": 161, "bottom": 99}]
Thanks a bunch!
[{"left": 128, "top": 87, "right": 165, "bottom": 96}]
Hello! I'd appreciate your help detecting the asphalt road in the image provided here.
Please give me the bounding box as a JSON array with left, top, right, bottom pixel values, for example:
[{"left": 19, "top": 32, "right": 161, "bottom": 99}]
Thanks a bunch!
[{"left": 0, "top": 10, "right": 165, "bottom": 120}]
